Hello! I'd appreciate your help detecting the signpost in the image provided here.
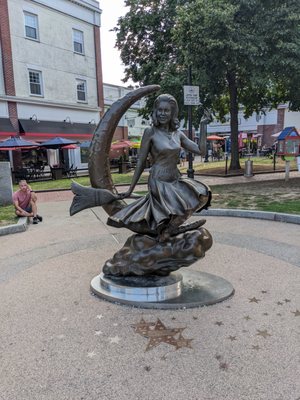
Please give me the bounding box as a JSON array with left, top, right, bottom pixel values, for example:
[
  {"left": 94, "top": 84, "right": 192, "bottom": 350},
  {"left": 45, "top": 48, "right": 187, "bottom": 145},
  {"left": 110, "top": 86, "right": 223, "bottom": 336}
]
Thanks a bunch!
[{"left": 184, "top": 67, "right": 200, "bottom": 178}]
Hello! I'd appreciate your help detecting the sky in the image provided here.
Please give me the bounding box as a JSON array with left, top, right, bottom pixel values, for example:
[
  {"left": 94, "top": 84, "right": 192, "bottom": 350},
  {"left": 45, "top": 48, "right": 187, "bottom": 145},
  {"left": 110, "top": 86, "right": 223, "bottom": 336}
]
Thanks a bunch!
[{"left": 99, "top": 0, "right": 130, "bottom": 87}]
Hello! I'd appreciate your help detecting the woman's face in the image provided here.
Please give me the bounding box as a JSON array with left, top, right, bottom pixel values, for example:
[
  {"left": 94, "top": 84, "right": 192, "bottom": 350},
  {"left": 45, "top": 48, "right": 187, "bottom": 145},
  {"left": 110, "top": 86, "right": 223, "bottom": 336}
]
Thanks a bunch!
[{"left": 156, "top": 101, "right": 172, "bottom": 126}]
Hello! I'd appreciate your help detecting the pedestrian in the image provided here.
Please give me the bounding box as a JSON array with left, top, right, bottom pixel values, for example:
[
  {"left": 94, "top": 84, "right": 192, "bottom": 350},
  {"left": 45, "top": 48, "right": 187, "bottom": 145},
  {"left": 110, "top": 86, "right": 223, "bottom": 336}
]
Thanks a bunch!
[
  {"left": 12, "top": 180, "right": 43, "bottom": 224},
  {"left": 179, "top": 148, "right": 186, "bottom": 166}
]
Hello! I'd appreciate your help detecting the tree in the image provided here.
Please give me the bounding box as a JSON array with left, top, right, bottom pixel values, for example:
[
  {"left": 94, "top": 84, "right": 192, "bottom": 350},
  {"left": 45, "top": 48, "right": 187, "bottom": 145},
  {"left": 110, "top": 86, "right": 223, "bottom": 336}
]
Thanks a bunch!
[{"left": 115, "top": 0, "right": 300, "bottom": 170}]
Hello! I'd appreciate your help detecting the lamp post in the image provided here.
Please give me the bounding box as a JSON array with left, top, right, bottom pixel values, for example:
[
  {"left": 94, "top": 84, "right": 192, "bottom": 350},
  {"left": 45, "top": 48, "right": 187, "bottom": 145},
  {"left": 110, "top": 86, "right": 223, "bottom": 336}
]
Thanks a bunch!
[{"left": 184, "top": 66, "right": 200, "bottom": 179}]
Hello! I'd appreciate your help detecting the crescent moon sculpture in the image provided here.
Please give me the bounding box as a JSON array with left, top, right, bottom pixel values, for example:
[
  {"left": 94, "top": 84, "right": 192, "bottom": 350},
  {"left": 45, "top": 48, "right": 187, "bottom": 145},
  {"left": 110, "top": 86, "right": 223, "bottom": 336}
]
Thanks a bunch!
[
  {"left": 89, "top": 84, "right": 160, "bottom": 216},
  {"left": 70, "top": 85, "right": 160, "bottom": 216}
]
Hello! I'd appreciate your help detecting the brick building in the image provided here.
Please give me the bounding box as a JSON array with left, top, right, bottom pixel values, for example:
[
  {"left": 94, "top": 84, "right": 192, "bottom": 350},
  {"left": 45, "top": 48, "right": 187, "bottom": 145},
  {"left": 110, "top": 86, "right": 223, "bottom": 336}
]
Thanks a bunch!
[{"left": 0, "top": 0, "right": 106, "bottom": 168}]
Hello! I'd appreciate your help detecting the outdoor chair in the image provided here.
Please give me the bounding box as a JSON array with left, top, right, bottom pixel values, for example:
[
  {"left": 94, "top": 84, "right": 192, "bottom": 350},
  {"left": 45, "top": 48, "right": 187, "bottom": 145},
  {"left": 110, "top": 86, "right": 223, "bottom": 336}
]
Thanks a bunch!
[{"left": 66, "top": 166, "right": 77, "bottom": 178}]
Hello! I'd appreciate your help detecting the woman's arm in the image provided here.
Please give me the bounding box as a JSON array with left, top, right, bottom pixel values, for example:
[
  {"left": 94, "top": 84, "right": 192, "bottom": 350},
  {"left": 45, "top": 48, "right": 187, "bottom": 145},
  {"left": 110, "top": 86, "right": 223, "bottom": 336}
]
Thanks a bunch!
[
  {"left": 118, "top": 128, "right": 153, "bottom": 198},
  {"left": 180, "top": 131, "right": 201, "bottom": 155}
]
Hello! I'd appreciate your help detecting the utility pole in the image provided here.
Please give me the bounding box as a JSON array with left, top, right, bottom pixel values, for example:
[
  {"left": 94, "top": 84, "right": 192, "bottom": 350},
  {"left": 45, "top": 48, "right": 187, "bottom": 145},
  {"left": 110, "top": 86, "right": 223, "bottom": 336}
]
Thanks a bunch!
[
  {"left": 187, "top": 66, "right": 194, "bottom": 178},
  {"left": 184, "top": 66, "right": 199, "bottom": 179}
]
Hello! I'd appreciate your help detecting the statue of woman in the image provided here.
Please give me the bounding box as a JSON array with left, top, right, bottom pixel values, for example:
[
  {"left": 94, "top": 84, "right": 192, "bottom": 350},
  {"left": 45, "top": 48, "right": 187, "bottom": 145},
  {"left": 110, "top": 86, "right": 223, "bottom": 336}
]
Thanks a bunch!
[{"left": 107, "top": 94, "right": 210, "bottom": 241}]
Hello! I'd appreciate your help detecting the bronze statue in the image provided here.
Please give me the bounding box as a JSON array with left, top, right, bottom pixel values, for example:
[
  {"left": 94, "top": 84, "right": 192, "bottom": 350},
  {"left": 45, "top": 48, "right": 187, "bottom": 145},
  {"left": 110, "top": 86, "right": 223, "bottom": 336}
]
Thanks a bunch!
[{"left": 70, "top": 88, "right": 212, "bottom": 277}]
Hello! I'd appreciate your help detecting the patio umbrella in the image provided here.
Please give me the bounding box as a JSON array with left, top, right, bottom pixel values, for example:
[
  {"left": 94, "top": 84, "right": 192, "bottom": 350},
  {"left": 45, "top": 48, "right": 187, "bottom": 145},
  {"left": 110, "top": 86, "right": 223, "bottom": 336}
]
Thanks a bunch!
[
  {"left": 0, "top": 136, "right": 40, "bottom": 149},
  {"left": 271, "top": 131, "right": 281, "bottom": 138},
  {"left": 206, "top": 135, "right": 225, "bottom": 140},
  {"left": 111, "top": 141, "right": 131, "bottom": 150},
  {"left": 40, "top": 137, "right": 78, "bottom": 149},
  {"left": 62, "top": 144, "right": 78, "bottom": 149}
]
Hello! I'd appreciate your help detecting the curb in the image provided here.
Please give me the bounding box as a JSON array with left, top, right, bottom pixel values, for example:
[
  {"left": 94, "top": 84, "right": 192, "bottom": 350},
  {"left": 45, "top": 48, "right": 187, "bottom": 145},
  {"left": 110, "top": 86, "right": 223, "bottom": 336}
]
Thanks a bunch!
[
  {"left": 0, "top": 217, "right": 28, "bottom": 236},
  {"left": 1, "top": 209, "right": 299, "bottom": 237},
  {"left": 199, "top": 208, "right": 300, "bottom": 225}
]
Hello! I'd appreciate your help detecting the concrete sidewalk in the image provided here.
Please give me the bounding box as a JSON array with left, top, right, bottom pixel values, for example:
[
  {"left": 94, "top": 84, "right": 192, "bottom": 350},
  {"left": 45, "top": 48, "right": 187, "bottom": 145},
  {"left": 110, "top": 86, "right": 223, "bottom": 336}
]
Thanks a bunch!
[{"left": 0, "top": 196, "right": 299, "bottom": 400}]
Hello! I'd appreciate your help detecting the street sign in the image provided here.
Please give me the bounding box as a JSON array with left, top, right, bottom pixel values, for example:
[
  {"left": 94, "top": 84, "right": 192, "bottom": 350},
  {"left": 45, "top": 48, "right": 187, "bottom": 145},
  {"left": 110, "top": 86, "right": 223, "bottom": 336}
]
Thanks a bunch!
[{"left": 183, "top": 85, "right": 200, "bottom": 105}]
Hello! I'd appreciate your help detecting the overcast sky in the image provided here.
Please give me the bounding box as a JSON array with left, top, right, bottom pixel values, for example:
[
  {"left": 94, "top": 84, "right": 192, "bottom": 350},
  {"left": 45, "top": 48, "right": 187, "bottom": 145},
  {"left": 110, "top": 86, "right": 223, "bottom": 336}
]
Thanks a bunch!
[{"left": 100, "top": 0, "right": 131, "bottom": 87}]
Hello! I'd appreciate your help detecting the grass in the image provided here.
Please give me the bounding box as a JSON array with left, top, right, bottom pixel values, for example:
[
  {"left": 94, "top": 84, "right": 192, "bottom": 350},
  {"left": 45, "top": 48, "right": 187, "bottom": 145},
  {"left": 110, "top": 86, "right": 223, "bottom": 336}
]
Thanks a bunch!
[
  {"left": 2, "top": 161, "right": 299, "bottom": 225},
  {"left": 0, "top": 205, "right": 17, "bottom": 226},
  {"left": 210, "top": 178, "right": 300, "bottom": 214},
  {"left": 191, "top": 156, "right": 297, "bottom": 175}
]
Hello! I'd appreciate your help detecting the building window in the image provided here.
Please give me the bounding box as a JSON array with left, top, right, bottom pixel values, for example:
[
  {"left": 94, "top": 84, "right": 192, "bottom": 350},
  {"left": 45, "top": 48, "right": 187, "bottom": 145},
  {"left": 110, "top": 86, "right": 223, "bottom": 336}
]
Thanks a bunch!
[
  {"left": 77, "top": 80, "right": 87, "bottom": 102},
  {"left": 24, "top": 12, "right": 39, "bottom": 40},
  {"left": 73, "top": 29, "right": 84, "bottom": 54},
  {"left": 28, "top": 70, "right": 43, "bottom": 96},
  {"left": 80, "top": 148, "right": 89, "bottom": 164}
]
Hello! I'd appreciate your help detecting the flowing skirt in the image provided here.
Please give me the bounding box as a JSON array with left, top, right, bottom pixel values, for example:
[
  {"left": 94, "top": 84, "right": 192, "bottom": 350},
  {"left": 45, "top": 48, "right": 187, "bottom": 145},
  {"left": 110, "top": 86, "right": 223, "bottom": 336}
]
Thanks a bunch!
[{"left": 107, "top": 175, "right": 210, "bottom": 235}]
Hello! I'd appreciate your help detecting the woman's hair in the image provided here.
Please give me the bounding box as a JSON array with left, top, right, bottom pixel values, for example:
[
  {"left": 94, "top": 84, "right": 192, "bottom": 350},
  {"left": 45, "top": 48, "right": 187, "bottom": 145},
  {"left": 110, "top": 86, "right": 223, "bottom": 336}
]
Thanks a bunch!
[{"left": 152, "top": 94, "right": 180, "bottom": 131}]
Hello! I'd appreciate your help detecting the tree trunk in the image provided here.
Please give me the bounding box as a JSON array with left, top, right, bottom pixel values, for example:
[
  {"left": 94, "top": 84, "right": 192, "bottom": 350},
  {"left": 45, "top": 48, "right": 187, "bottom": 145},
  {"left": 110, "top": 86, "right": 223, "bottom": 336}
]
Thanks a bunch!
[{"left": 227, "top": 71, "right": 241, "bottom": 170}]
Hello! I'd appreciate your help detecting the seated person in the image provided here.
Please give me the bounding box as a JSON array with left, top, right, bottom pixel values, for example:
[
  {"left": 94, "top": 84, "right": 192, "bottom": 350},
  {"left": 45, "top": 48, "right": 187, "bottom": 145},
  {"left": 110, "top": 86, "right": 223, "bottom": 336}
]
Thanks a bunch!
[{"left": 12, "top": 180, "right": 43, "bottom": 224}]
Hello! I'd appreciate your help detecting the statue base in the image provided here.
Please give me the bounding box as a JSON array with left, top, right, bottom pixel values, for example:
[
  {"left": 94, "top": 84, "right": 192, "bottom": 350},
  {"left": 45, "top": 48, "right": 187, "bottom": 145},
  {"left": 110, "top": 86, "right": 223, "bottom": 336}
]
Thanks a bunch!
[{"left": 90, "top": 270, "right": 234, "bottom": 309}]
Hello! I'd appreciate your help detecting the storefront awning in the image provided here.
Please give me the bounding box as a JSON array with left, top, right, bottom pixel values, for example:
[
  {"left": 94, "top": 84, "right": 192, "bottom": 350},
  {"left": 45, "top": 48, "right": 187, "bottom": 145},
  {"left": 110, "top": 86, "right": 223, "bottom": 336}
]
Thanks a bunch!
[
  {"left": 19, "top": 119, "right": 97, "bottom": 141},
  {"left": 0, "top": 118, "right": 17, "bottom": 137}
]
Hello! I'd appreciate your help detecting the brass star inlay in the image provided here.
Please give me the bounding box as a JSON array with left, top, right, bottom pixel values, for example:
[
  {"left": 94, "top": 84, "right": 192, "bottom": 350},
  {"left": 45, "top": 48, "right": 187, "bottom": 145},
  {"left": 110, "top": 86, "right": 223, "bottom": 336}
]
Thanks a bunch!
[
  {"left": 291, "top": 309, "right": 300, "bottom": 317},
  {"left": 131, "top": 318, "right": 156, "bottom": 335},
  {"left": 249, "top": 297, "right": 261, "bottom": 303},
  {"left": 219, "top": 362, "right": 229, "bottom": 370},
  {"left": 256, "top": 329, "right": 271, "bottom": 339},
  {"left": 132, "top": 318, "right": 193, "bottom": 352},
  {"left": 252, "top": 345, "right": 260, "bottom": 351},
  {"left": 174, "top": 333, "right": 193, "bottom": 350},
  {"left": 215, "top": 321, "right": 224, "bottom": 326},
  {"left": 228, "top": 335, "right": 237, "bottom": 341}
]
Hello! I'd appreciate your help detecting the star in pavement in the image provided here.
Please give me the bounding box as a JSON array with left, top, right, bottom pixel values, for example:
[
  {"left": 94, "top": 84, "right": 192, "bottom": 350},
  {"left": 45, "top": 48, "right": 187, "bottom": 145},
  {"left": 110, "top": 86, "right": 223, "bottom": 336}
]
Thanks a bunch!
[
  {"left": 252, "top": 345, "right": 260, "bottom": 351},
  {"left": 109, "top": 336, "right": 121, "bottom": 344},
  {"left": 228, "top": 335, "right": 237, "bottom": 341},
  {"left": 277, "top": 301, "right": 283, "bottom": 306},
  {"left": 144, "top": 319, "right": 186, "bottom": 352},
  {"left": 219, "top": 362, "right": 229, "bottom": 371},
  {"left": 96, "top": 314, "right": 104, "bottom": 320},
  {"left": 261, "top": 290, "right": 268, "bottom": 294},
  {"left": 291, "top": 309, "right": 300, "bottom": 317},
  {"left": 256, "top": 329, "right": 271, "bottom": 339},
  {"left": 94, "top": 330, "right": 103, "bottom": 336},
  {"left": 131, "top": 318, "right": 156, "bottom": 335},
  {"left": 87, "top": 351, "right": 97, "bottom": 358},
  {"left": 249, "top": 297, "right": 261, "bottom": 303},
  {"left": 244, "top": 315, "right": 251, "bottom": 321},
  {"left": 174, "top": 333, "right": 193, "bottom": 350},
  {"left": 215, "top": 321, "right": 224, "bottom": 326},
  {"left": 284, "top": 299, "right": 291, "bottom": 303},
  {"left": 132, "top": 318, "right": 191, "bottom": 352}
]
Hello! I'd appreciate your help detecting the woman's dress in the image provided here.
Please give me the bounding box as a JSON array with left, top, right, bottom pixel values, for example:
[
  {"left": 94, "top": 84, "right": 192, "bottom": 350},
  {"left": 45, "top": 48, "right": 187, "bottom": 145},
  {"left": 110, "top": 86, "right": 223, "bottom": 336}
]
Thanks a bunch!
[{"left": 107, "top": 129, "right": 210, "bottom": 235}]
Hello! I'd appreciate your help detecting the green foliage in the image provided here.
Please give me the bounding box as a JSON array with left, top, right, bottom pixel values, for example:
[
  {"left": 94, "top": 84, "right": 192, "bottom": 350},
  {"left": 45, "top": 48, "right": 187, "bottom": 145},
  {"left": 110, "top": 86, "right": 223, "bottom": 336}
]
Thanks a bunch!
[{"left": 115, "top": 0, "right": 300, "bottom": 170}]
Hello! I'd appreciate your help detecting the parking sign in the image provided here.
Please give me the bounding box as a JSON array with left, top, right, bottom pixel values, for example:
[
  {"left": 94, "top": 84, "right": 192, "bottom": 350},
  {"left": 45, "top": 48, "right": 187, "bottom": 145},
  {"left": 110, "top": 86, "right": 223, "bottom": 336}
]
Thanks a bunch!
[{"left": 184, "top": 85, "right": 200, "bottom": 105}]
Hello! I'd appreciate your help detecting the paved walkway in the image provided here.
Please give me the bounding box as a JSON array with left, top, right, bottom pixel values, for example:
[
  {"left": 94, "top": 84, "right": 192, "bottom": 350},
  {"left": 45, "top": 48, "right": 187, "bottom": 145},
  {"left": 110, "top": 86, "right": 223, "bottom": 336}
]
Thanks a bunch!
[{"left": 0, "top": 174, "right": 299, "bottom": 400}]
